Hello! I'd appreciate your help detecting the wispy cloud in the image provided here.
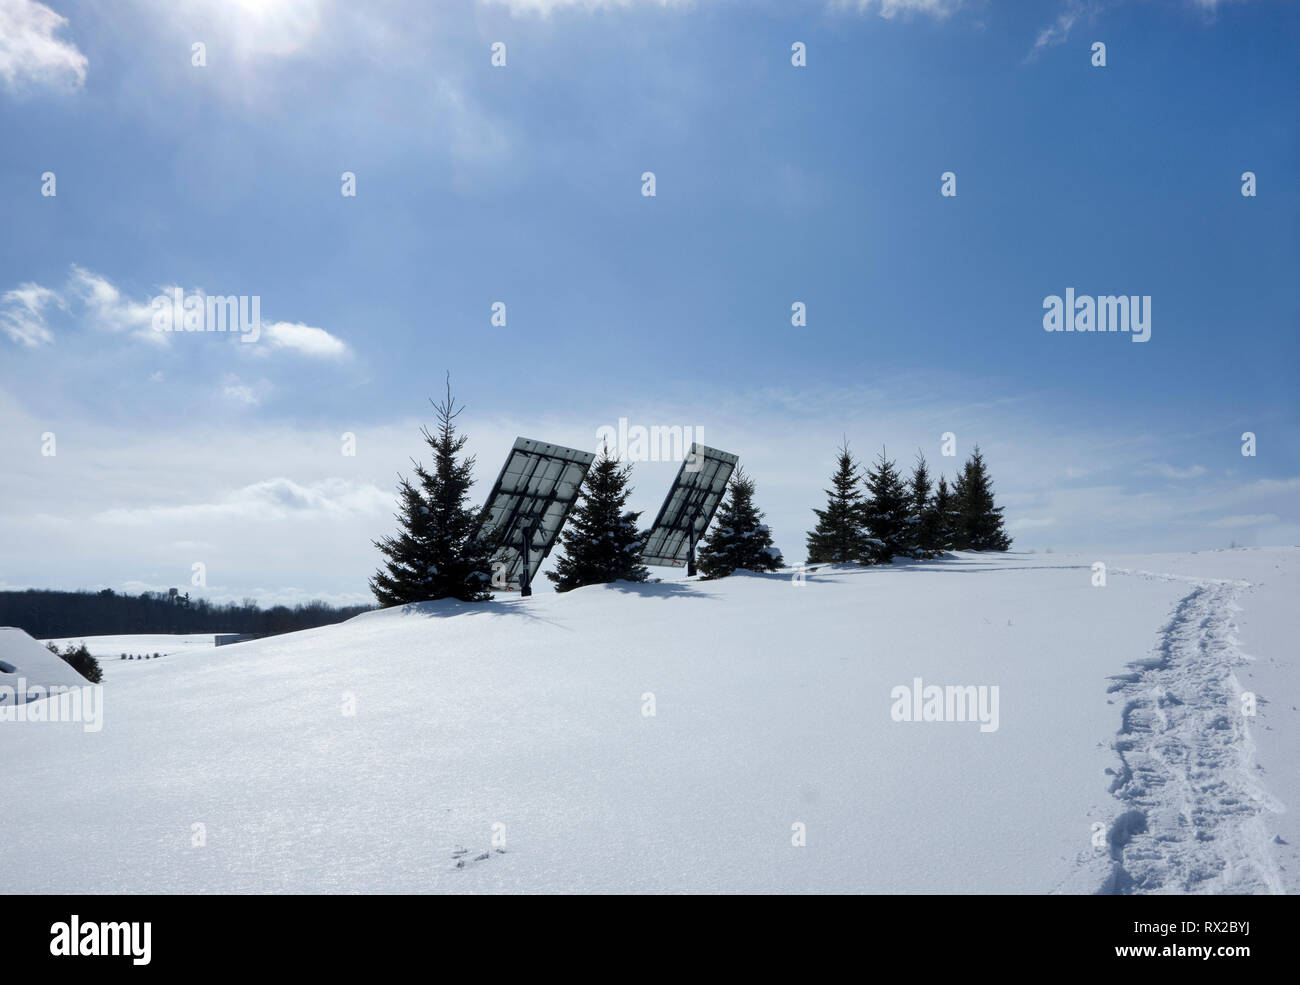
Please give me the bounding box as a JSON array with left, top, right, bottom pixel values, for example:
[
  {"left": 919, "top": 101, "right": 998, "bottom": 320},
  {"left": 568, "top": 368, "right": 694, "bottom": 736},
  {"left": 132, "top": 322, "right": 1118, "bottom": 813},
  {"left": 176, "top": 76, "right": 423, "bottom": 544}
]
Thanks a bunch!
[
  {"left": 69, "top": 265, "right": 159, "bottom": 343},
  {"left": 486, "top": 0, "right": 961, "bottom": 18},
  {"left": 1209, "top": 513, "right": 1280, "bottom": 528},
  {"left": 94, "top": 477, "right": 391, "bottom": 526},
  {"left": 0, "top": 0, "right": 88, "bottom": 92},
  {"left": 481, "top": 0, "right": 693, "bottom": 14},
  {"left": 0, "top": 283, "right": 60, "bottom": 345},
  {"left": 1, "top": 266, "right": 158, "bottom": 346},
  {"left": 428, "top": 77, "right": 511, "bottom": 164},
  {"left": 261, "top": 321, "right": 350, "bottom": 359},
  {"left": 833, "top": 0, "right": 962, "bottom": 18},
  {"left": 1030, "top": 0, "right": 1239, "bottom": 59},
  {"left": 1142, "top": 463, "right": 1209, "bottom": 480},
  {"left": 222, "top": 379, "right": 262, "bottom": 406},
  {"left": 1, "top": 266, "right": 349, "bottom": 356},
  {"left": 1031, "top": 5, "right": 1080, "bottom": 53}
]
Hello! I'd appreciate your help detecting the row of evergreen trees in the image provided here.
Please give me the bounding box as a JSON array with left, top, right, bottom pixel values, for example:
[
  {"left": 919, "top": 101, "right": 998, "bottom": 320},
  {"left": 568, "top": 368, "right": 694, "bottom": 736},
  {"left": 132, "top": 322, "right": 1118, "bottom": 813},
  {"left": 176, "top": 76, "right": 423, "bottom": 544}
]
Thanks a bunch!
[
  {"left": 370, "top": 386, "right": 1009, "bottom": 606},
  {"left": 806, "top": 444, "right": 1011, "bottom": 564}
]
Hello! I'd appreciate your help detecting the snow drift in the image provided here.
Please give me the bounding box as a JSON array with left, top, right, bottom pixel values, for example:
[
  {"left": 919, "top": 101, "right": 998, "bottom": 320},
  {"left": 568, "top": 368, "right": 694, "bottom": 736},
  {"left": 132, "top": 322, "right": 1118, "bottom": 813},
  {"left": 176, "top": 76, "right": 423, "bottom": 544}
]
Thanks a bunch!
[
  {"left": 2, "top": 549, "right": 1296, "bottom": 894},
  {"left": 0, "top": 626, "right": 93, "bottom": 700}
]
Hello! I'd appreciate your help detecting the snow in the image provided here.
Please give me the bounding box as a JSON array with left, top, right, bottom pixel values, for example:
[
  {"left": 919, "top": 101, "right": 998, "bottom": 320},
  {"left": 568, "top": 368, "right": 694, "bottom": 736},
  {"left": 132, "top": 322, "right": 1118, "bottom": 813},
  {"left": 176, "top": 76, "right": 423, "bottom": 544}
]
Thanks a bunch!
[
  {"left": 2, "top": 548, "right": 1297, "bottom": 894},
  {"left": 0, "top": 627, "right": 91, "bottom": 699},
  {"left": 41, "top": 634, "right": 229, "bottom": 661}
]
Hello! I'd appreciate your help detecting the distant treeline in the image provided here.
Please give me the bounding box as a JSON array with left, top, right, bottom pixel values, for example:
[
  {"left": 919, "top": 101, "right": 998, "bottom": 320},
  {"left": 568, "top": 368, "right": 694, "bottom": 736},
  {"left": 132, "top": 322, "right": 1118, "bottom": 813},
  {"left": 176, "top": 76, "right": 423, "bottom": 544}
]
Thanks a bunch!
[{"left": 0, "top": 589, "right": 373, "bottom": 640}]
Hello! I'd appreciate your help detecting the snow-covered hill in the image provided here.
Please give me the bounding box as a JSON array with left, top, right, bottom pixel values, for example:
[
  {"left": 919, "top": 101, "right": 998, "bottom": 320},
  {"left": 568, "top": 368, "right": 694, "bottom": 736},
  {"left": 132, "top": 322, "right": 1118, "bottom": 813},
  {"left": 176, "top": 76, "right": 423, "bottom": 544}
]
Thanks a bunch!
[{"left": 2, "top": 549, "right": 1296, "bottom": 894}]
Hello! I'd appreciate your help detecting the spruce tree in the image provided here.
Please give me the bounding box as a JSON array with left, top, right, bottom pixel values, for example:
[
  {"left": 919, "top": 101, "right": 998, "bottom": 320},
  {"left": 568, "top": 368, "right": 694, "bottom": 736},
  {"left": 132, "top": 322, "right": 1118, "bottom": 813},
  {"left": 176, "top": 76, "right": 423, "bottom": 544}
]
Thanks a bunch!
[
  {"left": 955, "top": 446, "right": 1012, "bottom": 551},
  {"left": 697, "top": 468, "right": 784, "bottom": 579},
  {"left": 950, "top": 468, "right": 970, "bottom": 549},
  {"left": 806, "top": 443, "right": 869, "bottom": 564},
  {"left": 547, "top": 447, "right": 650, "bottom": 593},
  {"left": 909, "top": 451, "right": 942, "bottom": 558},
  {"left": 930, "top": 474, "right": 956, "bottom": 553},
  {"left": 370, "top": 381, "right": 494, "bottom": 606},
  {"left": 861, "top": 448, "right": 912, "bottom": 563},
  {"left": 46, "top": 642, "right": 103, "bottom": 683}
]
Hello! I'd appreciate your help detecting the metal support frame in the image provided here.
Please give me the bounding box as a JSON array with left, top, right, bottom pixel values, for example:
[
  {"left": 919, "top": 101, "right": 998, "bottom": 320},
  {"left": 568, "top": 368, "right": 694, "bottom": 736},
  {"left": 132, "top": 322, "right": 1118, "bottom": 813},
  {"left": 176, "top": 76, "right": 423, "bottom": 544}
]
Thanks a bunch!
[
  {"left": 681, "top": 494, "right": 709, "bottom": 576},
  {"left": 519, "top": 519, "right": 534, "bottom": 597}
]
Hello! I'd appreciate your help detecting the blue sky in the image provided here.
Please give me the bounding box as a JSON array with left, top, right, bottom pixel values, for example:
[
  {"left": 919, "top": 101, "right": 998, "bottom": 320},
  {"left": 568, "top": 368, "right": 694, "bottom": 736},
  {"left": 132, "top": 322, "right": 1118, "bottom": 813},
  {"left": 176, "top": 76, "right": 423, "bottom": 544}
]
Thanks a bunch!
[{"left": 1, "top": 0, "right": 1297, "bottom": 604}]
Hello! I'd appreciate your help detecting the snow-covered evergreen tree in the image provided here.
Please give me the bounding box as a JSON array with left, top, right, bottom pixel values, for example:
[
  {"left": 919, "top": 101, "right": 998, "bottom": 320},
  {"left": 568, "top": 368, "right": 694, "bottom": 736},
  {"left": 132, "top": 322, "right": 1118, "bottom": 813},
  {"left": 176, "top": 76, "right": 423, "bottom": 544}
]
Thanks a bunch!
[
  {"left": 955, "top": 446, "right": 1012, "bottom": 551},
  {"left": 547, "top": 447, "right": 650, "bottom": 593},
  {"left": 950, "top": 468, "right": 970, "bottom": 549},
  {"left": 860, "top": 448, "right": 912, "bottom": 563},
  {"left": 930, "top": 474, "right": 956, "bottom": 553},
  {"left": 369, "top": 381, "right": 494, "bottom": 606},
  {"left": 909, "top": 451, "right": 942, "bottom": 558},
  {"left": 697, "top": 468, "right": 783, "bottom": 579},
  {"left": 806, "top": 443, "right": 869, "bottom": 564}
]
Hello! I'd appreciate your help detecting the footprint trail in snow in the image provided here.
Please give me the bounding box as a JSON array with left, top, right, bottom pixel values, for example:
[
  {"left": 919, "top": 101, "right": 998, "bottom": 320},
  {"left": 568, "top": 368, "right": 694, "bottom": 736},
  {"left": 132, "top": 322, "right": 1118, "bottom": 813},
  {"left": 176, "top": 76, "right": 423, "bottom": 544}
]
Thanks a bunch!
[{"left": 1099, "top": 572, "right": 1284, "bottom": 894}]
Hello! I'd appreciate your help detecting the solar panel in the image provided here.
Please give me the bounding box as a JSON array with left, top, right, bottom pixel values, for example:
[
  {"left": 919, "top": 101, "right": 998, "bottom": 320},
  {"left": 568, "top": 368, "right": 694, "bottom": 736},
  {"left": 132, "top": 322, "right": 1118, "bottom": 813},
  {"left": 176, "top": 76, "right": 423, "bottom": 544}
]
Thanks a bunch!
[
  {"left": 477, "top": 437, "right": 596, "bottom": 595},
  {"left": 641, "top": 443, "right": 739, "bottom": 571}
]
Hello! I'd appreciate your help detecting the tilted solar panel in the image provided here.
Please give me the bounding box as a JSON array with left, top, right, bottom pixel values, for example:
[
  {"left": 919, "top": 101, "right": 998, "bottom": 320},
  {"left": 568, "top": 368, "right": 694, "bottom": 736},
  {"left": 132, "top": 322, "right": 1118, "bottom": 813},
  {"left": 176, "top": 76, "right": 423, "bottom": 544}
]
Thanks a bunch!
[
  {"left": 641, "top": 443, "right": 738, "bottom": 569},
  {"left": 477, "top": 437, "right": 596, "bottom": 594}
]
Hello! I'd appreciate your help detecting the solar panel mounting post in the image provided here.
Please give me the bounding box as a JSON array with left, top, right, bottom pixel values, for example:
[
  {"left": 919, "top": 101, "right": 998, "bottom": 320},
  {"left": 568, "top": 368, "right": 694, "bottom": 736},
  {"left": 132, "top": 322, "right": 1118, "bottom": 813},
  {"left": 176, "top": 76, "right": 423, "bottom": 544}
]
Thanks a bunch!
[
  {"left": 477, "top": 438, "right": 596, "bottom": 595},
  {"left": 519, "top": 519, "right": 533, "bottom": 597},
  {"left": 641, "top": 443, "right": 738, "bottom": 571},
  {"left": 686, "top": 505, "right": 701, "bottom": 577}
]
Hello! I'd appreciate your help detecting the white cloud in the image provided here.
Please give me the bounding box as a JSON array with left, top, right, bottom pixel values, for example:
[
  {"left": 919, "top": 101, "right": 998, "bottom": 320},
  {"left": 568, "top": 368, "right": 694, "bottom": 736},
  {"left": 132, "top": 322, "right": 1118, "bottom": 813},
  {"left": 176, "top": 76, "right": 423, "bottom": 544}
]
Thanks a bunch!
[
  {"left": 69, "top": 265, "right": 160, "bottom": 342},
  {"left": 1209, "top": 513, "right": 1281, "bottom": 528},
  {"left": 1143, "top": 463, "right": 1208, "bottom": 480},
  {"left": 1032, "top": 9, "right": 1078, "bottom": 52},
  {"left": 1, "top": 266, "right": 349, "bottom": 356},
  {"left": 0, "top": 0, "right": 88, "bottom": 91},
  {"left": 223, "top": 382, "right": 260, "bottom": 406},
  {"left": 834, "top": 0, "right": 961, "bottom": 18},
  {"left": 0, "top": 282, "right": 60, "bottom": 345},
  {"left": 429, "top": 77, "right": 511, "bottom": 164},
  {"left": 1031, "top": 0, "right": 1237, "bottom": 58},
  {"left": 481, "top": 0, "right": 692, "bottom": 13},
  {"left": 1237, "top": 477, "right": 1300, "bottom": 497},
  {"left": 0, "top": 267, "right": 159, "bottom": 345},
  {"left": 1009, "top": 515, "right": 1058, "bottom": 531},
  {"left": 262, "top": 321, "right": 349, "bottom": 359},
  {"left": 94, "top": 477, "right": 392, "bottom": 526}
]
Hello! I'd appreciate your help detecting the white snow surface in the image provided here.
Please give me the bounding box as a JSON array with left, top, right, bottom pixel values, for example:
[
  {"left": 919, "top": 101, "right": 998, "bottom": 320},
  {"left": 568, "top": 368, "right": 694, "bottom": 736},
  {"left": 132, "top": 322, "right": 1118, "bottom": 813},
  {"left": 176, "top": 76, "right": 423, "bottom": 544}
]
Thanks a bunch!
[
  {"left": 42, "top": 634, "right": 229, "bottom": 661},
  {"left": 3, "top": 548, "right": 1297, "bottom": 894},
  {"left": 0, "top": 627, "right": 91, "bottom": 694}
]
